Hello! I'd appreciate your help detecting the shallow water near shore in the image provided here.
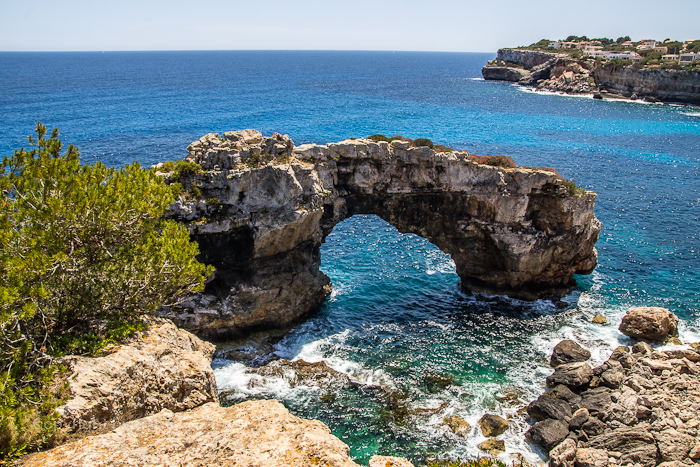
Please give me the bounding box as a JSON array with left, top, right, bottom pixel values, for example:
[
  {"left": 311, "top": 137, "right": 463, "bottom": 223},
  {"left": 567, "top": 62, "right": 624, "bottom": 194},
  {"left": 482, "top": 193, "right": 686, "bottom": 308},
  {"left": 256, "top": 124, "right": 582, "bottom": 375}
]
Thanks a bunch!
[{"left": 2, "top": 50, "right": 699, "bottom": 465}]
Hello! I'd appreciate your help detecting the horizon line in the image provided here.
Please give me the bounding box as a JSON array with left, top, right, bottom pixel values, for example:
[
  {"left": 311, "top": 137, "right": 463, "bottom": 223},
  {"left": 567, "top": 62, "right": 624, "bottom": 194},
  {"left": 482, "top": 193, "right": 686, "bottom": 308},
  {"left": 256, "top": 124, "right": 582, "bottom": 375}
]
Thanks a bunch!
[{"left": 0, "top": 48, "right": 498, "bottom": 54}]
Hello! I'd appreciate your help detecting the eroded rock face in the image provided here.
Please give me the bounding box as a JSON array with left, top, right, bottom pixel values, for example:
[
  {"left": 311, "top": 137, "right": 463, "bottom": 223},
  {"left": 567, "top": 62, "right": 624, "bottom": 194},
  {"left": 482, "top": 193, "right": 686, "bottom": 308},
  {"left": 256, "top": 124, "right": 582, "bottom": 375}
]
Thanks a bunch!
[
  {"left": 57, "top": 318, "right": 217, "bottom": 432},
  {"left": 24, "top": 401, "right": 360, "bottom": 467},
  {"left": 159, "top": 131, "right": 600, "bottom": 338}
]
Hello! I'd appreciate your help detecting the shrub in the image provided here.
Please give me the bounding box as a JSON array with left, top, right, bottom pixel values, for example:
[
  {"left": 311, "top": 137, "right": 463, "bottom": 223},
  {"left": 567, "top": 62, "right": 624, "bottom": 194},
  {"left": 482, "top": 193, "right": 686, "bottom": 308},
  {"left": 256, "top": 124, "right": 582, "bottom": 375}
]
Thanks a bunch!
[
  {"left": 468, "top": 154, "right": 516, "bottom": 168},
  {"left": 367, "top": 134, "right": 391, "bottom": 143},
  {"left": 413, "top": 138, "right": 434, "bottom": 148},
  {"left": 160, "top": 160, "right": 203, "bottom": 181},
  {"left": 562, "top": 178, "right": 586, "bottom": 196},
  {"left": 433, "top": 144, "right": 454, "bottom": 153},
  {"left": 0, "top": 123, "right": 213, "bottom": 460}
]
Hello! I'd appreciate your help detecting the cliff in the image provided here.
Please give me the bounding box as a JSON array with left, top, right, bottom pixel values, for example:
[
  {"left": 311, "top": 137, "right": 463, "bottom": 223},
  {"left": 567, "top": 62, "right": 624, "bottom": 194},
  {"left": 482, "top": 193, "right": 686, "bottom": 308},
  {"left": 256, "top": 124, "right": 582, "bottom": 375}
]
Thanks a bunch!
[
  {"left": 483, "top": 49, "right": 700, "bottom": 105},
  {"left": 158, "top": 130, "right": 600, "bottom": 339}
]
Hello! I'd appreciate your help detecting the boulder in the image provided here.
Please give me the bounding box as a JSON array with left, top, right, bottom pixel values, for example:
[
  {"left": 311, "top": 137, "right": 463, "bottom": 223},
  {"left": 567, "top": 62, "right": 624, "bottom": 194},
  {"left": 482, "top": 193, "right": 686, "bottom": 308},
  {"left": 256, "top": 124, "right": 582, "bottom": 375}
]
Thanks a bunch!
[
  {"left": 549, "top": 438, "right": 577, "bottom": 467},
  {"left": 568, "top": 408, "right": 590, "bottom": 431},
  {"left": 525, "top": 419, "right": 569, "bottom": 451},
  {"left": 546, "top": 362, "right": 594, "bottom": 389},
  {"left": 578, "top": 388, "right": 612, "bottom": 416},
  {"left": 591, "top": 313, "right": 607, "bottom": 324},
  {"left": 369, "top": 456, "right": 414, "bottom": 467},
  {"left": 478, "top": 438, "right": 505, "bottom": 456},
  {"left": 550, "top": 340, "right": 592, "bottom": 367},
  {"left": 550, "top": 384, "right": 580, "bottom": 403},
  {"left": 478, "top": 414, "right": 509, "bottom": 437},
  {"left": 527, "top": 393, "right": 572, "bottom": 422},
  {"left": 584, "top": 426, "right": 658, "bottom": 467},
  {"left": 443, "top": 416, "right": 471, "bottom": 437},
  {"left": 619, "top": 306, "right": 679, "bottom": 343},
  {"left": 23, "top": 401, "right": 360, "bottom": 467},
  {"left": 654, "top": 428, "right": 696, "bottom": 462},
  {"left": 57, "top": 318, "right": 217, "bottom": 432}
]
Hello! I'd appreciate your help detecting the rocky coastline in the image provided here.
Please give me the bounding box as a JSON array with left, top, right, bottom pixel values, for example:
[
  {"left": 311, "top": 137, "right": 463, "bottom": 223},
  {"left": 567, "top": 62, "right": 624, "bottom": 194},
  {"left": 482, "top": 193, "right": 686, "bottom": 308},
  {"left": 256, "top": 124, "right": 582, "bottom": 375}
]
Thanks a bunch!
[
  {"left": 157, "top": 130, "right": 600, "bottom": 340},
  {"left": 482, "top": 49, "right": 700, "bottom": 105}
]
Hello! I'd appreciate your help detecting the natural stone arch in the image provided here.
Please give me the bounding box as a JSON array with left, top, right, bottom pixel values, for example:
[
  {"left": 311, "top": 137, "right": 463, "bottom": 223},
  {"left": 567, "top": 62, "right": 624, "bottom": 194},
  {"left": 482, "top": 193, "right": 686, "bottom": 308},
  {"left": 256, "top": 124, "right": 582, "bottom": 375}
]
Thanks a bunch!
[{"left": 160, "top": 130, "right": 601, "bottom": 340}]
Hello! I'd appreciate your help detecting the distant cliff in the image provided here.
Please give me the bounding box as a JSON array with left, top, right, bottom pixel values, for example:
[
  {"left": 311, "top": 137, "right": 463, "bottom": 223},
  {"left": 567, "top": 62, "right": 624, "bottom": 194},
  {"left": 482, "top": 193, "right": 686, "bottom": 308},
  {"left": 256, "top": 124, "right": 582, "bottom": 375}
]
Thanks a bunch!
[{"left": 483, "top": 49, "right": 700, "bottom": 105}]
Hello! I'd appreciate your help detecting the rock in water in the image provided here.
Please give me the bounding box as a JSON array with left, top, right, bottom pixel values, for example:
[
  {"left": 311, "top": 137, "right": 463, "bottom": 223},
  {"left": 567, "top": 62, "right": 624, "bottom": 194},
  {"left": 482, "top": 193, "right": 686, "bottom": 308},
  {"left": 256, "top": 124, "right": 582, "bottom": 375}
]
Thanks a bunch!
[
  {"left": 478, "top": 414, "right": 509, "bottom": 437},
  {"left": 23, "top": 401, "right": 361, "bottom": 467},
  {"left": 550, "top": 340, "right": 592, "bottom": 367},
  {"left": 57, "top": 318, "right": 217, "bottom": 432},
  {"left": 525, "top": 419, "right": 569, "bottom": 451},
  {"left": 478, "top": 438, "right": 505, "bottom": 456},
  {"left": 160, "top": 132, "right": 601, "bottom": 338},
  {"left": 591, "top": 313, "right": 607, "bottom": 324},
  {"left": 443, "top": 416, "right": 471, "bottom": 437},
  {"left": 619, "top": 306, "right": 679, "bottom": 343}
]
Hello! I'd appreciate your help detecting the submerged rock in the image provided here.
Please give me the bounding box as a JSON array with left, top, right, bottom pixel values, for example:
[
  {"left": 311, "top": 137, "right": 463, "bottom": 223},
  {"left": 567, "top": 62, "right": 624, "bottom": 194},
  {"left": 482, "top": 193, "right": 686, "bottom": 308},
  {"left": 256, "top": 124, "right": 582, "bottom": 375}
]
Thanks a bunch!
[
  {"left": 478, "top": 438, "right": 505, "bottom": 456},
  {"left": 619, "top": 306, "right": 679, "bottom": 343},
  {"left": 24, "top": 401, "right": 360, "bottom": 467},
  {"left": 160, "top": 132, "right": 601, "bottom": 338},
  {"left": 478, "top": 414, "right": 509, "bottom": 437},
  {"left": 443, "top": 416, "right": 471, "bottom": 437},
  {"left": 591, "top": 313, "right": 607, "bottom": 324}
]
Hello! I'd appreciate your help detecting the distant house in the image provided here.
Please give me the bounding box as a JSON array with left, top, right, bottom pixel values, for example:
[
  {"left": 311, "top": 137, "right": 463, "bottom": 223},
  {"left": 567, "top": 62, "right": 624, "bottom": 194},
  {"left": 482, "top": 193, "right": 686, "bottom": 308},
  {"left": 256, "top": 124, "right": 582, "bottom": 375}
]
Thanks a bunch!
[
  {"left": 621, "top": 41, "right": 635, "bottom": 47},
  {"left": 584, "top": 45, "right": 603, "bottom": 52},
  {"left": 662, "top": 54, "right": 680, "bottom": 60},
  {"left": 679, "top": 53, "right": 700, "bottom": 64},
  {"left": 549, "top": 41, "right": 562, "bottom": 49},
  {"left": 654, "top": 46, "right": 668, "bottom": 54},
  {"left": 637, "top": 40, "right": 657, "bottom": 51},
  {"left": 608, "top": 51, "right": 643, "bottom": 62}
]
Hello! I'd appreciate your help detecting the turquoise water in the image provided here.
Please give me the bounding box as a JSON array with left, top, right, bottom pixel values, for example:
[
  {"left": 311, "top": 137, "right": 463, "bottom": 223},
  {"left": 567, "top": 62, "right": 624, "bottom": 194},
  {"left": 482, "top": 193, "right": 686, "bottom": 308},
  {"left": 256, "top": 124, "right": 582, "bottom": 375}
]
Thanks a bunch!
[{"left": 1, "top": 51, "right": 699, "bottom": 464}]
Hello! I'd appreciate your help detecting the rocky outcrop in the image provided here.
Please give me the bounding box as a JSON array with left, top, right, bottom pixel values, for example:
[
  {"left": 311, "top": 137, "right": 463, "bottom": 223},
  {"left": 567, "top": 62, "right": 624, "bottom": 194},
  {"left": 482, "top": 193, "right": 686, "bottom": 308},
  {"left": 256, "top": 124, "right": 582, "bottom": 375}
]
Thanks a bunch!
[
  {"left": 56, "top": 318, "right": 217, "bottom": 432},
  {"left": 24, "top": 401, "right": 361, "bottom": 467},
  {"left": 478, "top": 414, "right": 509, "bottom": 437},
  {"left": 619, "top": 307, "right": 680, "bottom": 343},
  {"left": 594, "top": 66, "right": 700, "bottom": 105},
  {"left": 529, "top": 338, "right": 700, "bottom": 467},
  {"left": 550, "top": 340, "right": 592, "bottom": 367},
  {"left": 483, "top": 49, "right": 700, "bottom": 104},
  {"left": 159, "top": 130, "right": 601, "bottom": 338}
]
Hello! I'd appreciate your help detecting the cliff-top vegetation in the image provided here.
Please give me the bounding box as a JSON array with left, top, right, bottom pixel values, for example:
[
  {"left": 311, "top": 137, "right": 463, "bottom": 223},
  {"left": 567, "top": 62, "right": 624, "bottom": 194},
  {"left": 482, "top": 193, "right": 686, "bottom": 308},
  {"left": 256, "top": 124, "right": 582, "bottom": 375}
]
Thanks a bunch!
[{"left": 0, "top": 123, "right": 213, "bottom": 460}]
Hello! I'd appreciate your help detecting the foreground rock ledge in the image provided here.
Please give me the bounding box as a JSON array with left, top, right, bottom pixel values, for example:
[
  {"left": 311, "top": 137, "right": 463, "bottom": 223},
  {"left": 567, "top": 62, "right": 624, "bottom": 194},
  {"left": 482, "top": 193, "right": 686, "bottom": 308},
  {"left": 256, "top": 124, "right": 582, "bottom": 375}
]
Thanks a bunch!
[
  {"left": 23, "top": 401, "right": 360, "bottom": 467},
  {"left": 160, "top": 130, "right": 601, "bottom": 339}
]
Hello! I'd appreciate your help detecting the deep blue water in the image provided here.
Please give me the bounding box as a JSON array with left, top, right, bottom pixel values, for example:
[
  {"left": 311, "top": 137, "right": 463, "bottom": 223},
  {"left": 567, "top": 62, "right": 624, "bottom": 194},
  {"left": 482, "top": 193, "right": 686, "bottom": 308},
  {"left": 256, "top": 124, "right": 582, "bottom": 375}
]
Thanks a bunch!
[{"left": 2, "top": 51, "right": 699, "bottom": 464}]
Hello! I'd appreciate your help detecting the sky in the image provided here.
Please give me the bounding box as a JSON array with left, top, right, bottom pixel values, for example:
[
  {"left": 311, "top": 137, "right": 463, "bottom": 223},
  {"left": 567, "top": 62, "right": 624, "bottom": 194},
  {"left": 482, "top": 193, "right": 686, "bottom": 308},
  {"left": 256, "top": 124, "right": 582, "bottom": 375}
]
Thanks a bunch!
[{"left": 1, "top": 0, "right": 698, "bottom": 53}]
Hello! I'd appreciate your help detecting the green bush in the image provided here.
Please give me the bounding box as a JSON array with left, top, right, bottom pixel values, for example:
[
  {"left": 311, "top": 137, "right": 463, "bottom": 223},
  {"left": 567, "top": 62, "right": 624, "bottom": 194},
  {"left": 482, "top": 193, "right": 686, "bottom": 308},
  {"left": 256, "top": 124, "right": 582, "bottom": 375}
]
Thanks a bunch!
[
  {"left": 367, "top": 134, "right": 392, "bottom": 143},
  {"left": 160, "top": 160, "right": 203, "bottom": 181},
  {"left": 0, "top": 123, "right": 213, "bottom": 460},
  {"left": 413, "top": 138, "right": 434, "bottom": 148},
  {"left": 562, "top": 179, "right": 586, "bottom": 196}
]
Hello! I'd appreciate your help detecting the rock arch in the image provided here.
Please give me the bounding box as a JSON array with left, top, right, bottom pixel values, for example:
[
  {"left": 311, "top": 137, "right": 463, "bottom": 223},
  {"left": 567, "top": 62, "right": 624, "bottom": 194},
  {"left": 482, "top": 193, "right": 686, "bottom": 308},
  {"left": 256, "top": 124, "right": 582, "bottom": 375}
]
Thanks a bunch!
[{"left": 160, "top": 130, "right": 601, "bottom": 339}]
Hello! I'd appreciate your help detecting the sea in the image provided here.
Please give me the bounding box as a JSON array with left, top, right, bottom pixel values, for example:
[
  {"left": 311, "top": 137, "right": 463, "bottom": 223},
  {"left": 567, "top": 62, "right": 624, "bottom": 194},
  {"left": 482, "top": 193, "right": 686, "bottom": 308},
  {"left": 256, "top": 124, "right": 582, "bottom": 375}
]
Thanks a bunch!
[{"left": 1, "top": 50, "right": 699, "bottom": 465}]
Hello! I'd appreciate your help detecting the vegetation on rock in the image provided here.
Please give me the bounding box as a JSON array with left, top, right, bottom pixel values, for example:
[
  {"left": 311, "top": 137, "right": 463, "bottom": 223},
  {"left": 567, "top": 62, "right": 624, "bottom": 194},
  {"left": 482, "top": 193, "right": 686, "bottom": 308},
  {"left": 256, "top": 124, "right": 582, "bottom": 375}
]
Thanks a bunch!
[{"left": 0, "top": 123, "right": 213, "bottom": 460}]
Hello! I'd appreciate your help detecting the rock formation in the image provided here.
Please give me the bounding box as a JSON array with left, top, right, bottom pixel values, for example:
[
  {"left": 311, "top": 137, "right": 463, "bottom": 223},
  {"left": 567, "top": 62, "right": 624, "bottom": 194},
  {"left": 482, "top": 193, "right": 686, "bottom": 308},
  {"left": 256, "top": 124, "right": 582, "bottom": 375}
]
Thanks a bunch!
[
  {"left": 482, "top": 49, "right": 700, "bottom": 105},
  {"left": 23, "top": 401, "right": 361, "bottom": 467},
  {"left": 56, "top": 318, "right": 217, "bottom": 432},
  {"left": 158, "top": 130, "right": 600, "bottom": 339},
  {"left": 619, "top": 307, "right": 680, "bottom": 343},
  {"left": 529, "top": 338, "right": 700, "bottom": 467},
  {"left": 550, "top": 340, "right": 592, "bottom": 367}
]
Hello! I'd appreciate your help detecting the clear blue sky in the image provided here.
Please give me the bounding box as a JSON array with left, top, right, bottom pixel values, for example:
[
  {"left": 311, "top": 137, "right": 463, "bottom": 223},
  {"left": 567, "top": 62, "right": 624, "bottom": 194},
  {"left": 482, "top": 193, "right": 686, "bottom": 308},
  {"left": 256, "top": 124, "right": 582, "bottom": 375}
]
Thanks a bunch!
[{"left": 1, "top": 0, "right": 698, "bottom": 52}]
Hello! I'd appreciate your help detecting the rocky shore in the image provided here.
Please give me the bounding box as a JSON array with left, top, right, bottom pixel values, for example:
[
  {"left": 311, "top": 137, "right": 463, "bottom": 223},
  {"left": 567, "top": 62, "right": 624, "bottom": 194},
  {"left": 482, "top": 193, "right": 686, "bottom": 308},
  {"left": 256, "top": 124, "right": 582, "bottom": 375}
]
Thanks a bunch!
[
  {"left": 526, "top": 307, "right": 700, "bottom": 467},
  {"left": 482, "top": 49, "right": 700, "bottom": 105},
  {"left": 157, "top": 130, "right": 600, "bottom": 339}
]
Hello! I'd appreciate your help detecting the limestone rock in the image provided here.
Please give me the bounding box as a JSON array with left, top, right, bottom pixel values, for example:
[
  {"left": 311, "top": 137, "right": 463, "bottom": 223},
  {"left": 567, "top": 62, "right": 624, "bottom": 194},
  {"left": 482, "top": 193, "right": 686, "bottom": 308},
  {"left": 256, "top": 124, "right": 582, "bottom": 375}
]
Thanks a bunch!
[
  {"left": 654, "top": 428, "right": 696, "bottom": 462},
  {"left": 549, "top": 438, "right": 577, "bottom": 467},
  {"left": 443, "top": 416, "right": 471, "bottom": 437},
  {"left": 478, "top": 414, "right": 509, "bottom": 437},
  {"left": 573, "top": 448, "right": 609, "bottom": 467},
  {"left": 24, "top": 401, "right": 360, "bottom": 467},
  {"left": 161, "top": 132, "right": 601, "bottom": 337},
  {"left": 525, "top": 418, "right": 569, "bottom": 451},
  {"left": 591, "top": 314, "right": 607, "bottom": 324},
  {"left": 546, "top": 362, "right": 594, "bottom": 389},
  {"left": 369, "top": 456, "right": 414, "bottom": 467},
  {"left": 57, "top": 318, "right": 217, "bottom": 432},
  {"left": 578, "top": 388, "right": 612, "bottom": 416},
  {"left": 568, "top": 408, "right": 590, "bottom": 431},
  {"left": 478, "top": 438, "right": 505, "bottom": 456},
  {"left": 583, "top": 426, "right": 657, "bottom": 467},
  {"left": 527, "top": 393, "right": 572, "bottom": 422},
  {"left": 551, "top": 340, "right": 592, "bottom": 367},
  {"left": 619, "top": 306, "right": 679, "bottom": 343}
]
